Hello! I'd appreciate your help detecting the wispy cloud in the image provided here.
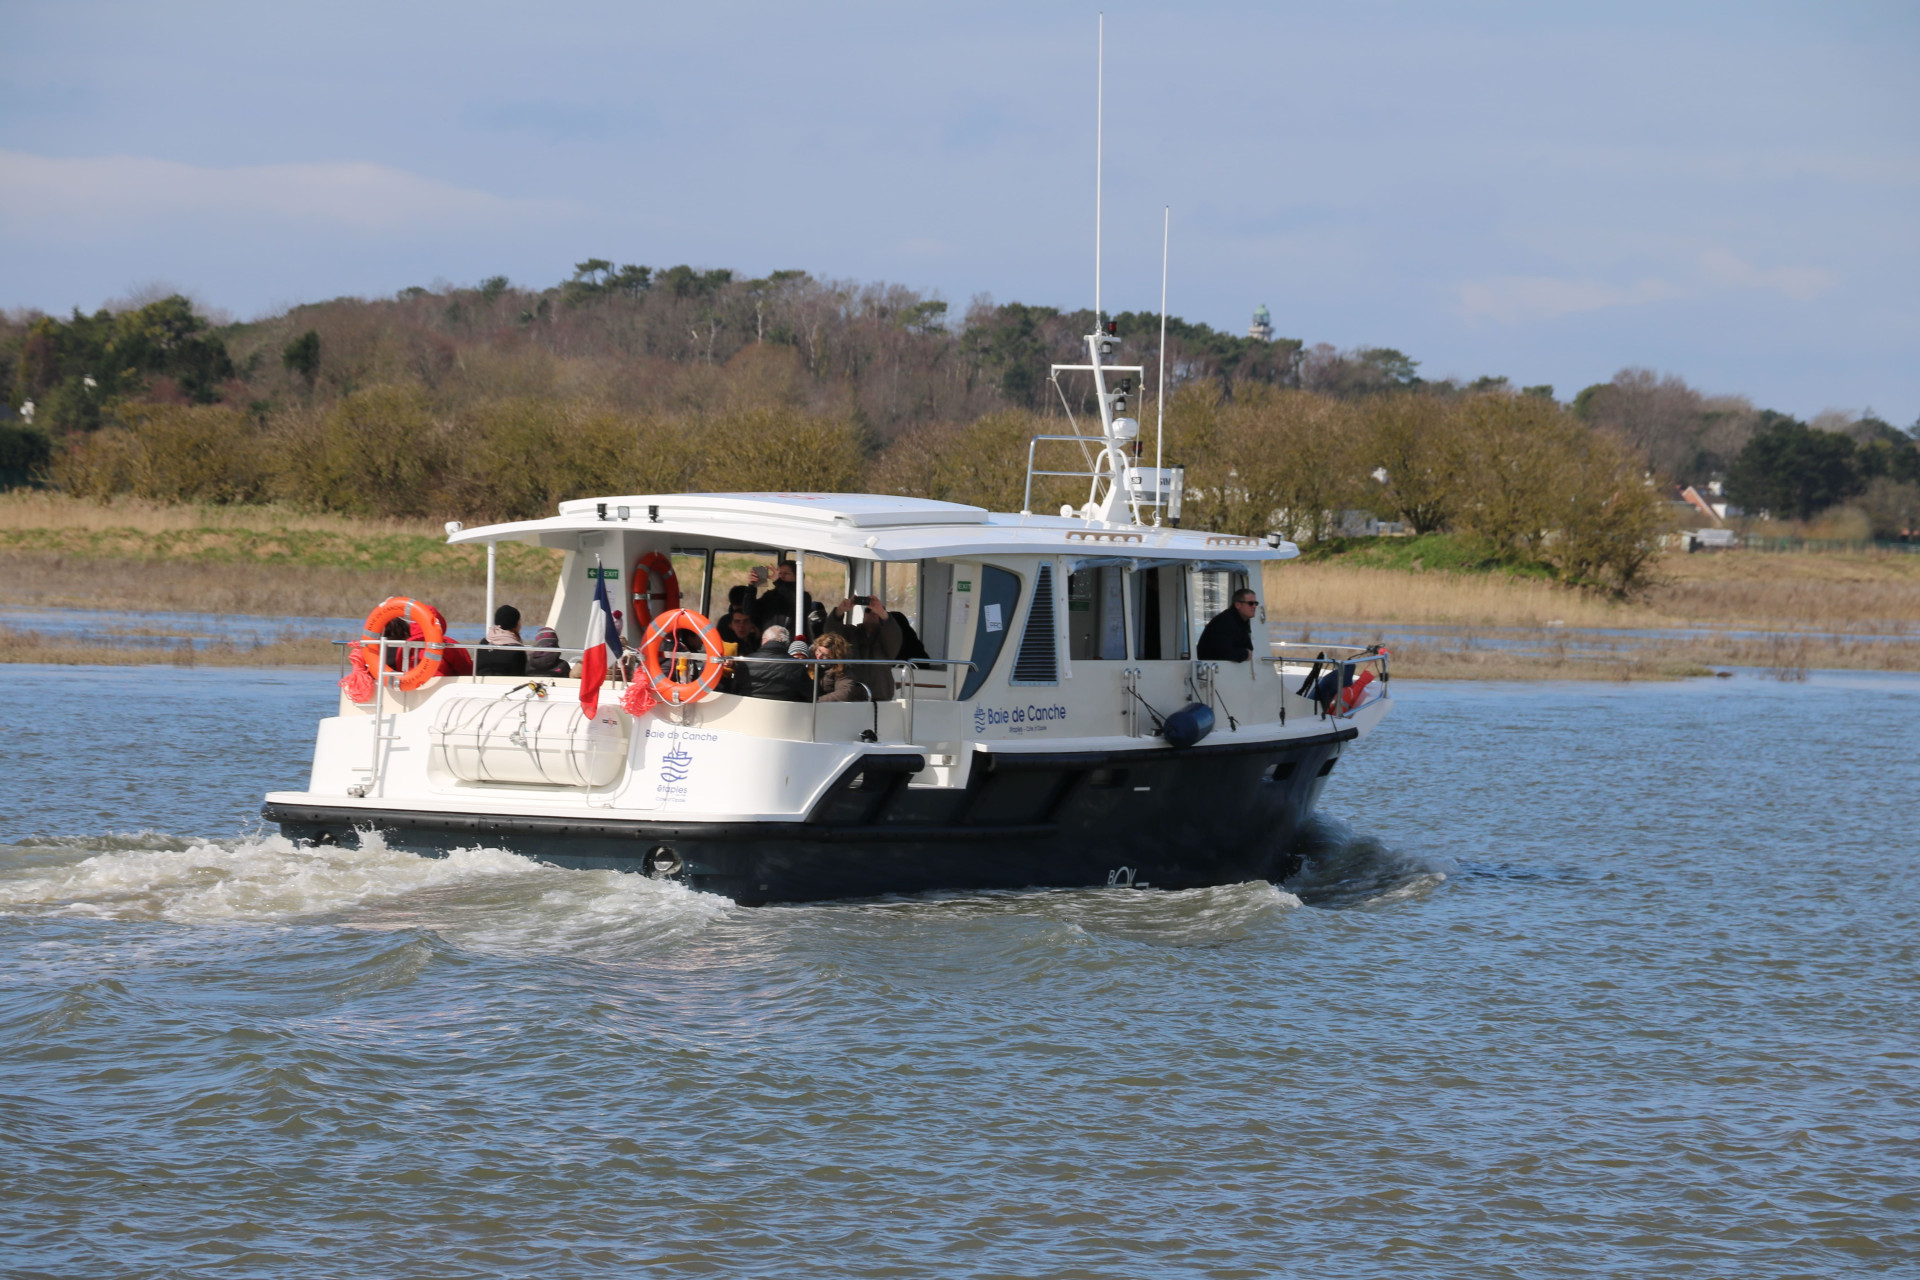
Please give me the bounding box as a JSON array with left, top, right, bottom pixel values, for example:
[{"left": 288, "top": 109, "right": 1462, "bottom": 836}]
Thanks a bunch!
[
  {"left": 1457, "top": 274, "right": 1680, "bottom": 323},
  {"left": 0, "top": 150, "right": 570, "bottom": 234},
  {"left": 1699, "top": 248, "right": 1837, "bottom": 300}
]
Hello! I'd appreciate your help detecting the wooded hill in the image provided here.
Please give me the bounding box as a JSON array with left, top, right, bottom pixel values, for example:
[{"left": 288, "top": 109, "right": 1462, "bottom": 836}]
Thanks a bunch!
[{"left": 3, "top": 260, "right": 1917, "bottom": 590}]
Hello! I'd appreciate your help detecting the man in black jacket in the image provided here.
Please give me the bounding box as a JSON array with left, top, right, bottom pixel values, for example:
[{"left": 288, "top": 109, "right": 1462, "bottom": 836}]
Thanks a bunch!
[
  {"left": 728, "top": 624, "right": 814, "bottom": 702},
  {"left": 746, "top": 558, "right": 816, "bottom": 632},
  {"left": 1196, "top": 588, "right": 1259, "bottom": 662}
]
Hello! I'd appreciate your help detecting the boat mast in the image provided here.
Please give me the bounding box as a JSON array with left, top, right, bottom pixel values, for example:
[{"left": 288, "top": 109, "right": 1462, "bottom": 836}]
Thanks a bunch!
[
  {"left": 1156, "top": 206, "right": 1168, "bottom": 526},
  {"left": 1032, "top": 14, "right": 1148, "bottom": 527},
  {"left": 1094, "top": 11, "right": 1103, "bottom": 329},
  {"left": 1083, "top": 13, "right": 1141, "bottom": 526}
]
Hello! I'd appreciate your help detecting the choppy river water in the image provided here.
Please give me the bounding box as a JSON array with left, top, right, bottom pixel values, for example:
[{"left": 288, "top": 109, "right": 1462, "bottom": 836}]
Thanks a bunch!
[{"left": 1, "top": 666, "right": 1916, "bottom": 1278}]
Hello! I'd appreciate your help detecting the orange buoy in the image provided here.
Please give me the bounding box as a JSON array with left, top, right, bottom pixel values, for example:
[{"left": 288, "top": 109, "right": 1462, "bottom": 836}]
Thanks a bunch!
[
  {"left": 630, "top": 551, "right": 681, "bottom": 640},
  {"left": 639, "top": 607, "right": 724, "bottom": 706},
  {"left": 358, "top": 597, "right": 446, "bottom": 692}
]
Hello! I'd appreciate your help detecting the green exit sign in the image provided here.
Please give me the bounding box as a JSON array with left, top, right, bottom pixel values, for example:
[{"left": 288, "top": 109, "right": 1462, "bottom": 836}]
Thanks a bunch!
[{"left": 587, "top": 566, "right": 620, "bottom": 580}]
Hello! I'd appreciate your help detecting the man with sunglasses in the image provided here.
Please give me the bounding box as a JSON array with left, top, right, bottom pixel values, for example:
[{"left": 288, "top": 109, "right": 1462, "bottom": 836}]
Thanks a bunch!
[{"left": 1196, "top": 588, "right": 1260, "bottom": 663}]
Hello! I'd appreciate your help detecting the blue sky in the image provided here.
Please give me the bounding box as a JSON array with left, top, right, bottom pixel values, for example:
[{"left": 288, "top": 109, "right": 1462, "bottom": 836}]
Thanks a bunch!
[{"left": 2, "top": 1, "right": 1915, "bottom": 422}]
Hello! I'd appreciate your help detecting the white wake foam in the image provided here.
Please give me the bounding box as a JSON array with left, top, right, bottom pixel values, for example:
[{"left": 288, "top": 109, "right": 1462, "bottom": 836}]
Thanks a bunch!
[
  {"left": 0, "top": 831, "right": 731, "bottom": 954},
  {"left": 1286, "top": 814, "right": 1452, "bottom": 908}
]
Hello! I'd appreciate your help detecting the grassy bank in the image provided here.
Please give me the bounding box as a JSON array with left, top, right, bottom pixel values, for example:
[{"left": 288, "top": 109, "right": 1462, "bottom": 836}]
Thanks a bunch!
[
  {"left": 0, "top": 492, "right": 559, "bottom": 620},
  {"left": 7, "top": 494, "right": 1917, "bottom": 677},
  {"left": 1270, "top": 536, "right": 1920, "bottom": 676},
  {"left": 1270, "top": 534, "right": 1920, "bottom": 633},
  {"left": 1375, "top": 633, "right": 1920, "bottom": 681},
  {"left": 0, "top": 625, "right": 340, "bottom": 667}
]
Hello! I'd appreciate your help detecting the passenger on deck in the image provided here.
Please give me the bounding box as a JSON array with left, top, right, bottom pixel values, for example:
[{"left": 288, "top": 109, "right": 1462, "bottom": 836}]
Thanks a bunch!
[
  {"left": 422, "top": 604, "right": 473, "bottom": 677},
  {"left": 526, "top": 626, "right": 571, "bottom": 679},
  {"left": 746, "top": 557, "right": 816, "bottom": 632},
  {"left": 730, "top": 624, "right": 812, "bottom": 702},
  {"left": 475, "top": 604, "right": 527, "bottom": 677},
  {"left": 380, "top": 617, "right": 412, "bottom": 671},
  {"left": 726, "top": 608, "right": 761, "bottom": 659},
  {"left": 1197, "top": 589, "right": 1259, "bottom": 663},
  {"left": 826, "top": 595, "right": 901, "bottom": 699},
  {"left": 813, "top": 632, "right": 868, "bottom": 703}
]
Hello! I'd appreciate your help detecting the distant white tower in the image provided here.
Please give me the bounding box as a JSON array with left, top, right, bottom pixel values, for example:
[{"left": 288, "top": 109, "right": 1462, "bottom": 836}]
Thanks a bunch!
[{"left": 1249, "top": 304, "right": 1273, "bottom": 343}]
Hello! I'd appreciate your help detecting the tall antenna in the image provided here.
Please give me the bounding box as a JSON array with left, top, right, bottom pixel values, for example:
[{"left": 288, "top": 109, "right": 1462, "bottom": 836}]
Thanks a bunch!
[
  {"left": 1156, "top": 205, "right": 1169, "bottom": 523},
  {"left": 1094, "top": 12, "right": 1103, "bottom": 325}
]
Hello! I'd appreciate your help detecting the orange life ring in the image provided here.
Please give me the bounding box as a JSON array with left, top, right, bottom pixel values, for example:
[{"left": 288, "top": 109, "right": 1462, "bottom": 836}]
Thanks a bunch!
[
  {"left": 357, "top": 596, "right": 446, "bottom": 692},
  {"left": 639, "top": 607, "right": 724, "bottom": 705},
  {"left": 630, "top": 551, "right": 681, "bottom": 639}
]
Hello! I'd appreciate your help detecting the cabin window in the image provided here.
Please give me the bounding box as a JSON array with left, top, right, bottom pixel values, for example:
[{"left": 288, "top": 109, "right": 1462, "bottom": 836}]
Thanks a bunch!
[
  {"left": 1010, "top": 563, "right": 1058, "bottom": 685},
  {"left": 958, "top": 566, "right": 1022, "bottom": 699},
  {"left": 873, "top": 560, "right": 920, "bottom": 635},
  {"left": 1067, "top": 565, "right": 1128, "bottom": 661},
  {"left": 707, "top": 548, "right": 849, "bottom": 633},
  {"left": 1190, "top": 568, "right": 1249, "bottom": 638},
  {"left": 1129, "top": 565, "right": 1190, "bottom": 661},
  {"left": 669, "top": 548, "right": 711, "bottom": 617}
]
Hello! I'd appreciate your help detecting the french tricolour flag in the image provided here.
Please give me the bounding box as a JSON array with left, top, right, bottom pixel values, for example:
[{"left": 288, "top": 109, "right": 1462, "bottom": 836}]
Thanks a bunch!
[{"left": 580, "top": 568, "right": 625, "bottom": 718}]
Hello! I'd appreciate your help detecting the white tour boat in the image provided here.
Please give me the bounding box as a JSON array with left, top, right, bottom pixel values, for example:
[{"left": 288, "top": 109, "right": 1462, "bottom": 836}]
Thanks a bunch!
[{"left": 262, "top": 320, "right": 1392, "bottom": 904}]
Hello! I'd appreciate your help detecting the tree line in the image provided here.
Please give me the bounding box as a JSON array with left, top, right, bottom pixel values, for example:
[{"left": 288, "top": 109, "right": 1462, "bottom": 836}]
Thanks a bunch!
[{"left": 4, "top": 260, "right": 1915, "bottom": 585}]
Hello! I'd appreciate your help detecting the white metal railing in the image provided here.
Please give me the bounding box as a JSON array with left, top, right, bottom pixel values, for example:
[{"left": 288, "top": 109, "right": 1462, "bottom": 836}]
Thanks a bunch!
[
  {"left": 336, "top": 639, "right": 975, "bottom": 749},
  {"left": 1271, "top": 644, "right": 1391, "bottom": 720}
]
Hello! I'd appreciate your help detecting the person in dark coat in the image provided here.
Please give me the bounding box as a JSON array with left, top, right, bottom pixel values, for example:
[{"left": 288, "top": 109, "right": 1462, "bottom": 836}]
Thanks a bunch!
[
  {"left": 746, "top": 558, "right": 816, "bottom": 632},
  {"left": 724, "top": 607, "right": 761, "bottom": 658},
  {"left": 475, "top": 604, "right": 528, "bottom": 677},
  {"left": 729, "top": 624, "right": 813, "bottom": 702},
  {"left": 1196, "top": 588, "right": 1259, "bottom": 662}
]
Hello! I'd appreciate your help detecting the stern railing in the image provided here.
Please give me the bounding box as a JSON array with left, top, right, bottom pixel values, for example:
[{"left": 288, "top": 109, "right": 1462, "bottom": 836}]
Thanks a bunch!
[{"left": 1270, "top": 642, "right": 1390, "bottom": 720}]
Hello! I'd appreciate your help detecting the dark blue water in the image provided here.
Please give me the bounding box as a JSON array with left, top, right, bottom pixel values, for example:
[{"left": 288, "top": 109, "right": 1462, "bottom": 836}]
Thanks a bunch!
[{"left": 2, "top": 666, "right": 1916, "bottom": 1277}]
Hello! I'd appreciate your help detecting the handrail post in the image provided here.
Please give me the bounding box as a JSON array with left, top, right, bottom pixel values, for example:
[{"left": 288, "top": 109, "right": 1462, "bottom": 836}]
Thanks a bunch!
[
  {"left": 369, "top": 638, "right": 389, "bottom": 794},
  {"left": 485, "top": 542, "right": 496, "bottom": 636}
]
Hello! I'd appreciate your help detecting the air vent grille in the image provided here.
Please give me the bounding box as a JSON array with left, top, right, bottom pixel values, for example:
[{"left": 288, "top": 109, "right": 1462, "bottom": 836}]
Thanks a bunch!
[{"left": 1011, "top": 564, "right": 1058, "bottom": 685}]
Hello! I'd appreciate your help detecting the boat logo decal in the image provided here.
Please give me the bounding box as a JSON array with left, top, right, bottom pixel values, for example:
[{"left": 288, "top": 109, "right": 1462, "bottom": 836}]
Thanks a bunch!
[
  {"left": 975, "top": 703, "right": 1068, "bottom": 734},
  {"left": 642, "top": 725, "right": 716, "bottom": 803},
  {"left": 659, "top": 745, "right": 694, "bottom": 784}
]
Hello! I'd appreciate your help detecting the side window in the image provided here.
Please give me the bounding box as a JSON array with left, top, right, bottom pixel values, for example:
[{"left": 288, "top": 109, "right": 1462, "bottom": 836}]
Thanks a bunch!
[
  {"left": 1190, "top": 569, "right": 1234, "bottom": 639},
  {"left": 959, "top": 566, "right": 1022, "bottom": 699},
  {"left": 1067, "top": 565, "right": 1127, "bottom": 660},
  {"left": 1011, "top": 562, "right": 1058, "bottom": 685},
  {"left": 875, "top": 559, "right": 919, "bottom": 635},
  {"left": 669, "top": 548, "right": 710, "bottom": 617}
]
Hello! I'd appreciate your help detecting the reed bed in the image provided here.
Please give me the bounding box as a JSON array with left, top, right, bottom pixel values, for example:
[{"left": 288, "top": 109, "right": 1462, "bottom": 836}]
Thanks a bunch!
[
  {"left": 0, "top": 551, "right": 553, "bottom": 622},
  {"left": 0, "top": 490, "right": 446, "bottom": 538},
  {"left": 0, "top": 625, "right": 339, "bottom": 667},
  {"left": 1268, "top": 550, "right": 1920, "bottom": 634},
  {"left": 7, "top": 493, "right": 1918, "bottom": 678},
  {"left": 1378, "top": 632, "right": 1920, "bottom": 680}
]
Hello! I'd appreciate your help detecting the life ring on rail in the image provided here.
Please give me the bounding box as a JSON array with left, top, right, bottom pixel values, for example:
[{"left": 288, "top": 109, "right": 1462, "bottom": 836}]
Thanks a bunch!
[
  {"left": 357, "top": 596, "right": 445, "bottom": 692},
  {"left": 639, "top": 607, "right": 725, "bottom": 705},
  {"left": 631, "top": 552, "right": 681, "bottom": 638}
]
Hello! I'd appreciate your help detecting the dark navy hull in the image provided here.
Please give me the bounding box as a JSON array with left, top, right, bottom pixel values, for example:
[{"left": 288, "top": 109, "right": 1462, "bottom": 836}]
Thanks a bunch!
[{"left": 266, "top": 728, "right": 1357, "bottom": 905}]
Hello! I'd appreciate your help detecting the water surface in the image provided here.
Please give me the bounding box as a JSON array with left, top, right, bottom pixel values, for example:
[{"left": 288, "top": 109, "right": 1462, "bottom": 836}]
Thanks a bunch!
[{"left": 2, "top": 666, "right": 1915, "bottom": 1277}]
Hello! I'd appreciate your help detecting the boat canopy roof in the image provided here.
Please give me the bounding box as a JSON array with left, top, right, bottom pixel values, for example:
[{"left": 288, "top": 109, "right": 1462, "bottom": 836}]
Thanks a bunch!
[{"left": 446, "top": 492, "right": 1298, "bottom": 563}]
